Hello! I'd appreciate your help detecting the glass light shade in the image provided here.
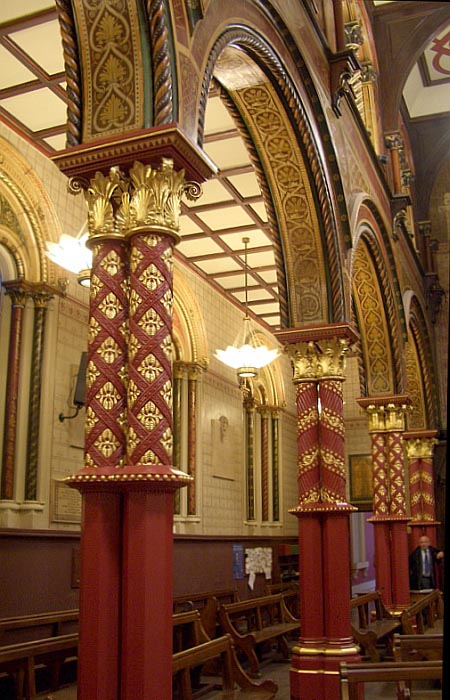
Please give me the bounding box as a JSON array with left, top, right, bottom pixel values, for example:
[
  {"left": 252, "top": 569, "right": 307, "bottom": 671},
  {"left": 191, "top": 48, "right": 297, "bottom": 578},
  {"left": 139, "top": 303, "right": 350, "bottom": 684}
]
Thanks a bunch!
[
  {"left": 45, "top": 233, "right": 92, "bottom": 277},
  {"left": 215, "top": 316, "right": 279, "bottom": 378}
]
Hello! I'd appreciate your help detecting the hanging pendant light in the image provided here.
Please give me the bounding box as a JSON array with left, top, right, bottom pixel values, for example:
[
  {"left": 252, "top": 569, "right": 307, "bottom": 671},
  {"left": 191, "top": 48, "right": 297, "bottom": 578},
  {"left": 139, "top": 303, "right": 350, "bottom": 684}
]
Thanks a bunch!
[{"left": 215, "top": 237, "right": 279, "bottom": 380}]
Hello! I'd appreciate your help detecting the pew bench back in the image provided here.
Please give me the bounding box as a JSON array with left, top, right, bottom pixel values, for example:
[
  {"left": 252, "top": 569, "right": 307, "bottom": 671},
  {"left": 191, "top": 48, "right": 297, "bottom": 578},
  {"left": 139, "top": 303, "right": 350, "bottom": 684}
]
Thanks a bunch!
[
  {"left": 339, "top": 660, "right": 442, "bottom": 700},
  {"left": 219, "top": 593, "right": 299, "bottom": 675},
  {"left": 350, "top": 590, "right": 401, "bottom": 661}
]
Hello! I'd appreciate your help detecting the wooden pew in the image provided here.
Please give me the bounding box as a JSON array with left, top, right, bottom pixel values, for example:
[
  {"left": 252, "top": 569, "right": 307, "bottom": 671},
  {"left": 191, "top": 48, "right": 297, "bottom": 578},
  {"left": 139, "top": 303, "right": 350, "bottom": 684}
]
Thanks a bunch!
[
  {"left": 218, "top": 593, "right": 299, "bottom": 675},
  {"left": 350, "top": 590, "right": 402, "bottom": 661},
  {"left": 0, "top": 633, "right": 78, "bottom": 700},
  {"left": 173, "top": 588, "right": 239, "bottom": 640},
  {"left": 0, "top": 610, "right": 79, "bottom": 646},
  {"left": 172, "top": 633, "right": 277, "bottom": 700},
  {"left": 393, "top": 633, "right": 443, "bottom": 662},
  {"left": 400, "top": 590, "right": 443, "bottom": 634},
  {"left": 265, "top": 582, "right": 299, "bottom": 619},
  {"left": 339, "top": 660, "right": 442, "bottom": 700}
]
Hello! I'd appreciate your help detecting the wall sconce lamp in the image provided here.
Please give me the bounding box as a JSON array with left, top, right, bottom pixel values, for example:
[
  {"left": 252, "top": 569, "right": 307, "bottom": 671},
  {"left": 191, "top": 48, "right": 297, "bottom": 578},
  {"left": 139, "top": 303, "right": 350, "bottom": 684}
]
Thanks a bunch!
[
  {"left": 45, "top": 226, "right": 92, "bottom": 287},
  {"left": 59, "top": 352, "right": 87, "bottom": 422}
]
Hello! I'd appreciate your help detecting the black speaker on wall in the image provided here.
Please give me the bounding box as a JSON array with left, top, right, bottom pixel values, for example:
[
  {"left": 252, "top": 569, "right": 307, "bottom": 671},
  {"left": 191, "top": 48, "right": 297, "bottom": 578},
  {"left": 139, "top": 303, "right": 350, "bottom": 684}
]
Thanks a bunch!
[
  {"left": 73, "top": 351, "right": 87, "bottom": 407},
  {"left": 59, "top": 351, "right": 87, "bottom": 422}
]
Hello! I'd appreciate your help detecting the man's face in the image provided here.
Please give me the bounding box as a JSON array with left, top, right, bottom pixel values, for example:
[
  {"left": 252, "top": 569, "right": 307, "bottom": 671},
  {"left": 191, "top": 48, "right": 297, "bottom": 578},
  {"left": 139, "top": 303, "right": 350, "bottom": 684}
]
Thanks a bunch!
[{"left": 419, "top": 537, "right": 430, "bottom": 550}]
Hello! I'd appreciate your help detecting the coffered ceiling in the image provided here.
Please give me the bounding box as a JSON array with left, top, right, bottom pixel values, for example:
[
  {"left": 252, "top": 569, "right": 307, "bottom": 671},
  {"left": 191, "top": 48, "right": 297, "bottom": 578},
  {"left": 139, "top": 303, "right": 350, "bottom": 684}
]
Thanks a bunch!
[{"left": 1, "top": 1, "right": 449, "bottom": 330}]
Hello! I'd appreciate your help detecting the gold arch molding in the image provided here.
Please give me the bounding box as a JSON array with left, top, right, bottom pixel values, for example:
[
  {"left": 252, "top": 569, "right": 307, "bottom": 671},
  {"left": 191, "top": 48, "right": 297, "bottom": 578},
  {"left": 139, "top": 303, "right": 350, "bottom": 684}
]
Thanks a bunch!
[
  {"left": 352, "top": 238, "right": 395, "bottom": 396},
  {"left": 214, "top": 47, "right": 329, "bottom": 326},
  {"left": 173, "top": 265, "right": 209, "bottom": 366},
  {"left": 0, "top": 138, "right": 61, "bottom": 282}
]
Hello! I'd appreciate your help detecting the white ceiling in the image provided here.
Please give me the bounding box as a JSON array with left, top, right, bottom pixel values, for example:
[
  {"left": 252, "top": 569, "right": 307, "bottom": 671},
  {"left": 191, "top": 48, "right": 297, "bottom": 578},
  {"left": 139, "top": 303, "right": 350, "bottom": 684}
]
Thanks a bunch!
[{"left": 0, "top": 1, "right": 449, "bottom": 330}]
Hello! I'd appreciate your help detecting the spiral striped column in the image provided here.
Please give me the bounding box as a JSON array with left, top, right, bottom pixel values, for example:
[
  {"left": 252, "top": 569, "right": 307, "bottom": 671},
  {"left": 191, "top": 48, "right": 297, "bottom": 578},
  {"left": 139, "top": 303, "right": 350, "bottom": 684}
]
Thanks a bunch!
[
  {"left": 1, "top": 282, "right": 29, "bottom": 500},
  {"left": 317, "top": 378, "right": 346, "bottom": 502},
  {"left": 295, "top": 379, "right": 320, "bottom": 504}
]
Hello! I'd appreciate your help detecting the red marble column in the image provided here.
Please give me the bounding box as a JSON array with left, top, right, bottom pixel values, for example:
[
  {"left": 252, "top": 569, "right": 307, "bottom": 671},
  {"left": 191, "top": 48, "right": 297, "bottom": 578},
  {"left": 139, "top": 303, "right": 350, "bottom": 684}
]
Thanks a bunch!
[
  {"left": 244, "top": 394, "right": 256, "bottom": 521},
  {"left": 357, "top": 396, "right": 411, "bottom": 610},
  {"left": 25, "top": 285, "right": 55, "bottom": 501},
  {"left": 271, "top": 409, "right": 280, "bottom": 522},
  {"left": 275, "top": 325, "right": 359, "bottom": 700},
  {"left": 260, "top": 408, "right": 270, "bottom": 522},
  {"left": 187, "top": 365, "right": 201, "bottom": 516},
  {"left": 385, "top": 132, "right": 403, "bottom": 195},
  {"left": 404, "top": 430, "right": 439, "bottom": 549},
  {"left": 1, "top": 282, "right": 30, "bottom": 500}
]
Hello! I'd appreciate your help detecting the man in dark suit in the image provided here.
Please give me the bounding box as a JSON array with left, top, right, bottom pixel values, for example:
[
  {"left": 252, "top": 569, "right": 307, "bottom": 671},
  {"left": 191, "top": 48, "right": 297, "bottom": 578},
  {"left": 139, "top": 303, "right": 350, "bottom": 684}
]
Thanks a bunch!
[{"left": 409, "top": 535, "right": 444, "bottom": 590}]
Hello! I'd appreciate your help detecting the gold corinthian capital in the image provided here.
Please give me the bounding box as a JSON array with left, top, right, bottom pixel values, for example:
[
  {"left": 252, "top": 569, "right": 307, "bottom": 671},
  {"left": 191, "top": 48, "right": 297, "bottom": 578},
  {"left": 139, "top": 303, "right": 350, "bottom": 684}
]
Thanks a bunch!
[
  {"left": 80, "top": 159, "right": 202, "bottom": 244},
  {"left": 122, "top": 158, "right": 202, "bottom": 239}
]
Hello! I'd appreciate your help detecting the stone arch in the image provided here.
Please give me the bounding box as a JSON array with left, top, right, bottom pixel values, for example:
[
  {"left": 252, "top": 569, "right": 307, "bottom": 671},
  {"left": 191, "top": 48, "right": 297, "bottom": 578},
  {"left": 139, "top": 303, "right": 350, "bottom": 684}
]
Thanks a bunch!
[
  {"left": 351, "top": 202, "right": 406, "bottom": 396},
  {"left": 0, "top": 138, "right": 62, "bottom": 283},
  {"left": 197, "top": 23, "right": 351, "bottom": 328},
  {"left": 172, "top": 266, "right": 208, "bottom": 366}
]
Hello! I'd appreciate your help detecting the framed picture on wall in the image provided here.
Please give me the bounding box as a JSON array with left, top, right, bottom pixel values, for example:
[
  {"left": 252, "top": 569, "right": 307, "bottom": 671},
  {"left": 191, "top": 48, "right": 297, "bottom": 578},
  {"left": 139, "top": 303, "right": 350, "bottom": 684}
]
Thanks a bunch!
[{"left": 349, "top": 454, "right": 373, "bottom": 510}]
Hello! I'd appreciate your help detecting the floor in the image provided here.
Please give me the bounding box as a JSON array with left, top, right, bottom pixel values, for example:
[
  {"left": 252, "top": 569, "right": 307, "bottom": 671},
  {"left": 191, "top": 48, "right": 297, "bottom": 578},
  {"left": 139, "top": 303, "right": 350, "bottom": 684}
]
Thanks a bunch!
[
  {"left": 43, "top": 656, "right": 442, "bottom": 700},
  {"left": 43, "top": 621, "right": 444, "bottom": 700}
]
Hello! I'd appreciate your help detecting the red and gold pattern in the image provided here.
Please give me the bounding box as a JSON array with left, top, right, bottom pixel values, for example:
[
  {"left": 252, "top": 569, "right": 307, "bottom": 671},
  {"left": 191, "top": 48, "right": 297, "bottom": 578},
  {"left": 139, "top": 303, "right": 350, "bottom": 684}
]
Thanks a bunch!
[
  {"left": 371, "top": 432, "right": 388, "bottom": 516},
  {"left": 84, "top": 240, "right": 128, "bottom": 470},
  {"left": 127, "top": 232, "right": 173, "bottom": 466},
  {"left": 405, "top": 433, "right": 438, "bottom": 523},
  {"left": 295, "top": 381, "right": 320, "bottom": 503},
  {"left": 318, "top": 379, "right": 346, "bottom": 502},
  {"left": 386, "top": 431, "right": 407, "bottom": 516}
]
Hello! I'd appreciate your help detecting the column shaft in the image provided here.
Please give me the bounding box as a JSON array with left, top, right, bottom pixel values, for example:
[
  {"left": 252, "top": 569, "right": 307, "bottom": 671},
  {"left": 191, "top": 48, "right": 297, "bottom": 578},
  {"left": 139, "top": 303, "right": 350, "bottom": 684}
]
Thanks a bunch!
[
  {"left": 359, "top": 396, "right": 411, "bottom": 609},
  {"left": 260, "top": 409, "right": 269, "bottom": 521},
  {"left": 122, "top": 228, "right": 176, "bottom": 700},
  {"left": 271, "top": 411, "right": 280, "bottom": 521},
  {"left": 245, "top": 398, "right": 255, "bottom": 521},
  {"left": 275, "top": 326, "right": 359, "bottom": 700},
  {"left": 187, "top": 367, "right": 199, "bottom": 516},
  {"left": 68, "top": 192, "right": 129, "bottom": 700},
  {"left": 25, "top": 288, "right": 53, "bottom": 501},
  {"left": 1, "top": 284, "right": 28, "bottom": 500}
]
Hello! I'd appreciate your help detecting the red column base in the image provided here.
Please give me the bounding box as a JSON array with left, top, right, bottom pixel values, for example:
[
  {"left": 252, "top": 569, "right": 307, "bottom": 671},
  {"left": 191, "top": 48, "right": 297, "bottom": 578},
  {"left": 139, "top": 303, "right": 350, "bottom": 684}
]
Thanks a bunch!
[{"left": 289, "top": 640, "right": 360, "bottom": 700}]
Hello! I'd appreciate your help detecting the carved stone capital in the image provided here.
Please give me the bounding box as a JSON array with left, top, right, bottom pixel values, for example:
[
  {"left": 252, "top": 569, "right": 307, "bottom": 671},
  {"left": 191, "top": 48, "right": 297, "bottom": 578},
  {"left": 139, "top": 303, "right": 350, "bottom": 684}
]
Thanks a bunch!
[
  {"left": 360, "top": 61, "right": 378, "bottom": 84},
  {"left": 275, "top": 323, "right": 358, "bottom": 382},
  {"left": 3, "top": 280, "right": 32, "bottom": 306},
  {"left": 404, "top": 436, "right": 437, "bottom": 460},
  {"left": 124, "top": 159, "right": 202, "bottom": 240},
  {"left": 80, "top": 159, "right": 202, "bottom": 245},
  {"left": 344, "top": 20, "right": 364, "bottom": 50},
  {"left": 357, "top": 394, "right": 411, "bottom": 433},
  {"left": 385, "top": 132, "right": 403, "bottom": 150},
  {"left": 329, "top": 49, "right": 361, "bottom": 118}
]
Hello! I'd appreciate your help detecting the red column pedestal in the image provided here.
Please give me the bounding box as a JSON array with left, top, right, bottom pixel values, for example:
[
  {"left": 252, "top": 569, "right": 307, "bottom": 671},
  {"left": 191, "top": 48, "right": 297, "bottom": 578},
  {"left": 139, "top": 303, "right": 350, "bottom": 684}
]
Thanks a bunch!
[
  {"left": 290, "top": 509, "right": 359, "bottom": 700},
  {"left": 390, "top": 520, "right": 411, "bottom": 609},
  {"left": 371, "top": 521, "right": 392, "bottom": 602},
  {"left": 77, "top": 490, "right": 121, "bottom": 700},
  {"left": 121, "top": 489, "right": 175, "bottom": 700}
]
